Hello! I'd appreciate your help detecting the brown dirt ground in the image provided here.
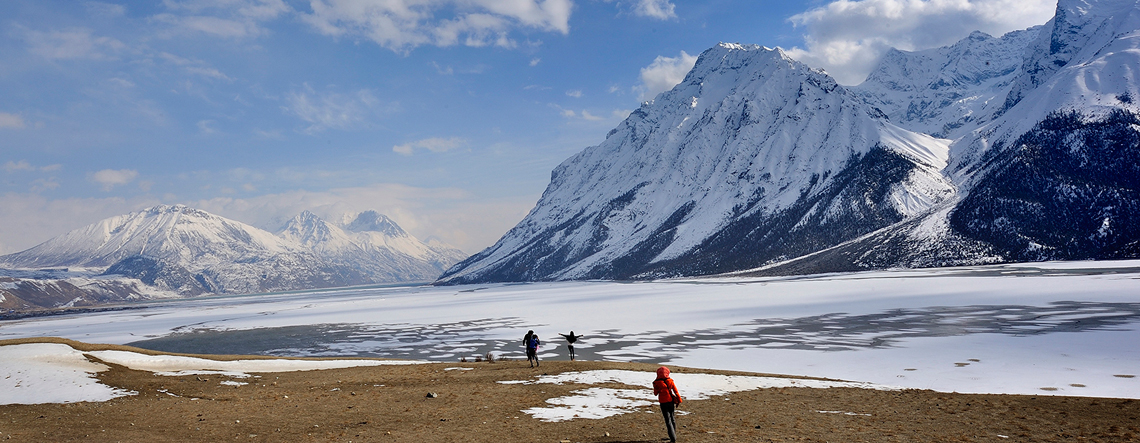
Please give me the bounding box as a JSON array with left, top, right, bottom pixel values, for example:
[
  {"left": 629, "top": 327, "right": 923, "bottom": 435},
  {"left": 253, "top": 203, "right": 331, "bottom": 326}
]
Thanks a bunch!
[{"left": 1, "top": 337, "right": 1138, "bottom": 442}]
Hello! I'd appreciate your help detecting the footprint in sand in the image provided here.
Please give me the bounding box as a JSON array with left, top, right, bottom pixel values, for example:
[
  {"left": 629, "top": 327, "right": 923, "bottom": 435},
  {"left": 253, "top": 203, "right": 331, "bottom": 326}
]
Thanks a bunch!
[
  {"left": 1114, "top": 374, "right": 1136, "bottom": 378},
  {"left": 1040, "top": 387, "right": 1059, "bottom": 391},
  {"left": 955, "top": 362, "right": 970, "bottom": 367},
  {"left": 1070, "top": 384, "right": 1086, "bottom": 388},
  {"left": 903, "top": 368, "right": 917, "bottom": 371},
  {"left": 968, "top": 359, "right": 980, "bottom": 362}
]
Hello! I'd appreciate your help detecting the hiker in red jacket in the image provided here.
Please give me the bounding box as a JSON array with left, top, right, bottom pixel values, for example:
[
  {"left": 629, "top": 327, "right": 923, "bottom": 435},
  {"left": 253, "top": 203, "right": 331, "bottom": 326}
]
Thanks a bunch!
[{"left": 652, "top": 366, "right": 683, "bottom": 442}]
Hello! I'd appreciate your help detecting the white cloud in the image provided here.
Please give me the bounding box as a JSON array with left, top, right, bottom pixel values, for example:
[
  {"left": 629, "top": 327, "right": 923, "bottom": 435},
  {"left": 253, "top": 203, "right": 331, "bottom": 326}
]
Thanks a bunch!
[
  {"left": 0, "top": 194, "right": 159, "bottom": 254},
  {"left": 637, "top": 50, "right": 697, "bottom": 101},
  {"left": 392, "top": 137, "right": 465, "bottom": 156},
  {"left": 0, "top": 113, "right": 26, "bottom": 129},
  {"left": 529, "top": 57, "right": 541, "bottom": 66},
  {"left": 284, "top": 84, "right": 385, "bottom": 133},
  {"left": 633, "top": 0, "right": 676, "bottom": 20},
  {"left": 32, "top": 178, "right": 61, "bottom": 191},
  {"left": 159, "top": 52, "right": 233, "bottom": 80},
  {"left": 4, "top": 161, "right": 34, "bottom": 172},
  {"left": 579, "top": 110, "right": 603, "bottom": 121},
  {"left": 90, "top": 169, "right": 139, "bottom": 191},
  {"left": 566, "top": 89, "right": 582, "bottom": 98},
  {"left": 300, "top": 0, "right": 573, "bottom": 52},
  {"left": 86, "top": 2, "right": 127, "bottom": 17},
  {"left": 786, "top": 0, "right": 1056, "bottom": 85},
  {"left": 253, "top": 128, "right": 285, "bottom": 139},
  {"left": 197, "top": 119, "right": 218, "bottom": 134},
  {"left": 154, "top": 0, "right": 290, "bottom": 39},
  {"left": 5, "top": 161, "right": 63, "bottom": 173},
  {"left": 24, "top": 28, "right": 126, "bottom": 60},
  {"left": 558, "top": 108, "right": 622, "bottom": 122}
]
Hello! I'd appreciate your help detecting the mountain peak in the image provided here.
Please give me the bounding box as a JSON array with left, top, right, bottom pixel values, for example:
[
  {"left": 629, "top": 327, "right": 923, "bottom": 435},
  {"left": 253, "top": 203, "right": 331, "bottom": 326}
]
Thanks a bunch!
[
  {"left": 344, "top": 211, "right": 407, "bottom": 237},
  {"left": 437, "top": 39, "right": 954, "bottom": 284}
]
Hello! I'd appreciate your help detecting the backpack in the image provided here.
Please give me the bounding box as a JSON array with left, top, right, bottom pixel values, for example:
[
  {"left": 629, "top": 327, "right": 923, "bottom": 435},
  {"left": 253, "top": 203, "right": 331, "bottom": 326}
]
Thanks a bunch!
[{"left": 527, "top": 336, "right": 539, "bottom": 349}]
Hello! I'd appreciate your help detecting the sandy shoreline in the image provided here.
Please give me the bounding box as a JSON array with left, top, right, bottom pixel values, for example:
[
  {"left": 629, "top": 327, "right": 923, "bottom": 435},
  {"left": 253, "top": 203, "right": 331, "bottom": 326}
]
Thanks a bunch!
[{"left": 0, "top": 337, "right": 1138, "bottom": 442}]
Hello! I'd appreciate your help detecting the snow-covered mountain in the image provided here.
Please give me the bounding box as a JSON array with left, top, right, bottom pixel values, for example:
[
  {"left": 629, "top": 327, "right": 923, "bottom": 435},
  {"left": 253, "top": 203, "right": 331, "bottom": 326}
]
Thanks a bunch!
[
  {"left": 0, "top": 205, "right": 467, "bottom": 310},
  {"left": 441, "top": 0, "right": 1140, "bottom": 283},
  {"left": 0, "top": 205, "right": 365, "bottom": 296},
  {"left": 744, "top": 0, "right": 1140, "bottom": 275},
  {"left": 853, "top": 27, "right": 1041, "bottom": 139},
  {"left": 279, "top": 210, "right": 466, "bottom": 282},
  {"left": 438, "top": 43, "right": 955, "bottom": 283}
]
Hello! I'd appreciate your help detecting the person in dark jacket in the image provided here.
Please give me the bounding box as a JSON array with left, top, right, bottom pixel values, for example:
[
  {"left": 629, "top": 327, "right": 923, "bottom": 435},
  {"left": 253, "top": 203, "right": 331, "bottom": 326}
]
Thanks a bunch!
[
  {"left": 558, "top": 331, "right": 583, "bottom": 361},
  {"left": 524, "top": 331, "right": 540, "bottom": 367},
  {"left": 652, "top": 366, "right": 683, "bottom": 442}
]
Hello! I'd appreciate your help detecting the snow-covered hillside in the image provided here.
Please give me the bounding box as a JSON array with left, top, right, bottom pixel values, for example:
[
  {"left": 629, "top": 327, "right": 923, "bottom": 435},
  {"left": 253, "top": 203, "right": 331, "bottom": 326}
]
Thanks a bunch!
[
  {"left": 952, "top": 0, "right": 1140, "bottom": 174},
  {"left": 853, "top": 27, "right": 1041, "bottom": 139},
  {"left": 0, "top": 205, "right": 466, "bottom": 310},
  {"left": 760, "top": 0, "right": 1140, "bottom": 275},
  {"left": 439, "top": 44, "right": 955, "bottom": 283}
]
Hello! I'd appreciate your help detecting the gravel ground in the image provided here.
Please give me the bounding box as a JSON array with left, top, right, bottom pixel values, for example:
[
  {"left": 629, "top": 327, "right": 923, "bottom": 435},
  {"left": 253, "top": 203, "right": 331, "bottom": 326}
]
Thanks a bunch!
[{"left": 0, "top": 338, "right": 1138, "bottom": 442}]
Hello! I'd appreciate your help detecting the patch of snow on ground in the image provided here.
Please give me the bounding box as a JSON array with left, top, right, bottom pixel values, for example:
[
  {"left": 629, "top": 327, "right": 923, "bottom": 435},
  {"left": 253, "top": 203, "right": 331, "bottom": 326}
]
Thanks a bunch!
[
  {"left": 0, "top": 343, "right": 136, "bottom": 405},
  {"left": 502, "top": 370, "right": 902, "bottom": 421},
  {"left": 0, "top": 344, "right": 428, "bottom": 405},
  {"left": 86, "top": 350, "right": 427, "bottom": 377}
]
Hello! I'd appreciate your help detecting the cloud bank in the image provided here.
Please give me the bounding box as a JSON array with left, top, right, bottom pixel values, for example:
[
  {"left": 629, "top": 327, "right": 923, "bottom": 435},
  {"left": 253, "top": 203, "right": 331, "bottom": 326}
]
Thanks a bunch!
[
  {"left": 90, "top": 169, "right": 139, "bottom": 191},
  {"left": 637, "top": 50, "right": 697, "bottom": 101},
  {"left": 300, "top": 0, "right": 574, "bottom": 52},
  {"left": 392, "top": 137, "right": 465, "bottom": 155},
  {"left": 284, "top": 84, "right": 386, "bottom": 133}
]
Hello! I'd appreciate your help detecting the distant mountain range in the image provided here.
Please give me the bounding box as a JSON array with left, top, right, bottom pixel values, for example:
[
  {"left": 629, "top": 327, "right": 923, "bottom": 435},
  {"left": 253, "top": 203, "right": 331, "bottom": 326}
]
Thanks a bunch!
[
  {"left": 0, "top": 205, "right": 465, "bottom": 312},
  {"left": 438, "top": 0, "right": 1140, "bottom": 283}
]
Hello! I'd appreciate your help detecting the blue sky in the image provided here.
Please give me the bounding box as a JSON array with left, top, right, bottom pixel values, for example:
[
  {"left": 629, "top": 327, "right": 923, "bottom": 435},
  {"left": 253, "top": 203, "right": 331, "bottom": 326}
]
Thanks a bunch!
[{"left": 0, "top": 0, "right": 1055, "bottom": 255}]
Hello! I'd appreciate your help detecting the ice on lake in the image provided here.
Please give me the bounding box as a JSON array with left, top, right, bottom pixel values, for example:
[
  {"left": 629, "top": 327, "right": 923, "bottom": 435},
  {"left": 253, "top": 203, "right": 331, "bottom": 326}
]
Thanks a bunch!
[{"left": 2, "top": 260, "right": 1138, "bottom": 399}]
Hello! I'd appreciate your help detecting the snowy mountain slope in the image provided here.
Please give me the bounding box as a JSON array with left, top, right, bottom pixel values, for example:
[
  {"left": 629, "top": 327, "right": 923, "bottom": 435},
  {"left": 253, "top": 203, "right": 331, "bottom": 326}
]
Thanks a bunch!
[
  {"left": 0, "top": 205, "right": 365, "bottom": 295},
  {"left": 919, "top": 0, "right": 1140, "bottom": 263},
  {"left": 853, "top": 27, "right": 1041, "bottom": 139},
  {"left": 438, "top": 44, "right": 955, "bottom": 283},
  {"left": 278, "top": 210, "right": 466, "bottom": 282},
  {"left": 0, "top": 272, "right": 177, "bottom": 314},
  {"left": 747, "top": 0, "right": 1140, "bottom": 275},
  {"left": 952, "top": 0, "right": 1140, "bottom": 176},
  {"left": 0, "top": 205, "right": 291, "bottom": 269}
]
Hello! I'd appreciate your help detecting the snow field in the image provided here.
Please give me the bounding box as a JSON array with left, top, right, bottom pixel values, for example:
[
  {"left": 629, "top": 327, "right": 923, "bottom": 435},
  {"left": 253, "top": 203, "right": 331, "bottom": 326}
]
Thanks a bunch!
[{"left": 0, "top": 343, "right": 425, "bottom": 405}]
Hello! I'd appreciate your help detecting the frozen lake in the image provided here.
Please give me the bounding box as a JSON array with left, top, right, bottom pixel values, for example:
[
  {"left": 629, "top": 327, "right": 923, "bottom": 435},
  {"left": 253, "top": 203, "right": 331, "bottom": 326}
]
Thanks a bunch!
[{"left": 2, "top": 260, "right": 1139, "bottom": 399}]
